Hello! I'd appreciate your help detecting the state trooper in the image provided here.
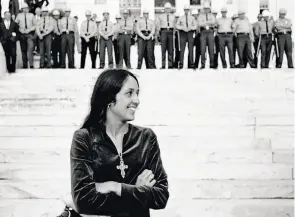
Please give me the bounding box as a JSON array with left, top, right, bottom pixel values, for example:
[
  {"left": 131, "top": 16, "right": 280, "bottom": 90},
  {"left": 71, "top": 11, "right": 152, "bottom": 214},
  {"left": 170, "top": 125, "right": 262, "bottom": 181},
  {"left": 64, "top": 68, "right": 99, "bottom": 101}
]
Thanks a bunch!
[
  {"left": 211, "top": 8, "right": 219, "bottom": 68},
  {"left": 15, "top": 3, "right": 36, "bottom": 69},
  {"left": 117, "top": 9, "right": 133, "bottom": 69},
  {"left": 60, "top": 7, "right": 79, "bottom": 68},
  {"left": 176, "top": 5, "right": 197, "bottom": 69},
  {"left": 255, "top": 10, "right": 274, "bottom": 69},
  {"left": 98, "top": 10, "right": 114, "bottom": 69},
  {"left": 136, "top": 9, "right": 155, "bottom": 69},
  {"left": 231, "top": 14, "right": 239, "bottom": 66},
  {"left": 156, "top": 2, "right": 175, "bottom": 69},
  {"left": 252, "top": 14, "right": 263, "bottom": 67},
  {"left": 113, "top": 14, "right": 122, "bottom": 66},
  {"left": 216, "top": 7, "right": 235, "bottom": 68},
  {"left": 274, "top": 8, "right": 293, "bottom": 68},
  {"left": 232, "top": 10, "right": 256, "bottom": 68},
  {"left": 52, "top": 9, "right": 62, "bottom": 68},
  {"left": 198, "top": 2, "right": 216, "bottom": 69},
  {"left": 36, "top": 7, "right": 53, "bottom": 68},
  {"left": 193, "top": 9, "right": 202, "bottom": 69},
  {"left": 173, "top": 12, "right": 180, "bottom": 68},
  {"left": 80, "top": 10, "right": 97, "bottom": 69}
]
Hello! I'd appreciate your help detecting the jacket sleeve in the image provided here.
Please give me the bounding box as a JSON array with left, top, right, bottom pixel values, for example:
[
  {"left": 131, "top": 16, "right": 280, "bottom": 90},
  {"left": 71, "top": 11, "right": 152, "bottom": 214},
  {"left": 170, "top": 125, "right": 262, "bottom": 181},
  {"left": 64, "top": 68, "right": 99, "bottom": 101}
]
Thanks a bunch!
[
  {"left": 120, "top": 129, "right": 169, "bottom": 210},
  {"left": 71, "top": 129, "right": 130, "bottom": 216}
]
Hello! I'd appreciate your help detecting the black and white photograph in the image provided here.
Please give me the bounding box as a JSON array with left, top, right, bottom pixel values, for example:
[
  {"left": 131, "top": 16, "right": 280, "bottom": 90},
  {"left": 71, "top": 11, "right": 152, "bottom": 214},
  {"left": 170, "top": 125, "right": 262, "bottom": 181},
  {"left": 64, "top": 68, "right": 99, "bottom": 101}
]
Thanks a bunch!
[{"left": 0, "top": 0, "right": 294, "bottom": 217}]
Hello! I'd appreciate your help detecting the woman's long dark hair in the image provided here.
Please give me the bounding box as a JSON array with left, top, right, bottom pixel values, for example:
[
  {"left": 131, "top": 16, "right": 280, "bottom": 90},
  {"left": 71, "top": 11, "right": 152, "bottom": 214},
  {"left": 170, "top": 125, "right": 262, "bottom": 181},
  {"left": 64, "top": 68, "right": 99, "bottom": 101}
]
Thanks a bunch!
[{"left": 81, "top": 69, "right": 139, "bottom": 129}]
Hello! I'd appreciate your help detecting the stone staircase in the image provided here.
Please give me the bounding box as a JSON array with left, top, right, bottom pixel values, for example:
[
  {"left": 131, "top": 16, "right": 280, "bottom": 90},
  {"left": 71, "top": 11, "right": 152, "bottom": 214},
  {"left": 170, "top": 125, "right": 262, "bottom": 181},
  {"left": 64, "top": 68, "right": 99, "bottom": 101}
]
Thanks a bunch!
[{"left": 0, "top": 68, "right": 294, "bottom": 217}]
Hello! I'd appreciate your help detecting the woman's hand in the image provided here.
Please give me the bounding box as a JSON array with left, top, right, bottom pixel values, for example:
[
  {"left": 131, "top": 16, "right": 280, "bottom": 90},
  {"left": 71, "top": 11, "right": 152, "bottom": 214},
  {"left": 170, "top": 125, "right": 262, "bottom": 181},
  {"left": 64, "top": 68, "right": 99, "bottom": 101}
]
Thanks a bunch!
[
  {"left": 95, "top": 181, "right": 122, "bottom": 196},
  {"left": 136, "top": 169, "right": 156, "bottom": 187}
]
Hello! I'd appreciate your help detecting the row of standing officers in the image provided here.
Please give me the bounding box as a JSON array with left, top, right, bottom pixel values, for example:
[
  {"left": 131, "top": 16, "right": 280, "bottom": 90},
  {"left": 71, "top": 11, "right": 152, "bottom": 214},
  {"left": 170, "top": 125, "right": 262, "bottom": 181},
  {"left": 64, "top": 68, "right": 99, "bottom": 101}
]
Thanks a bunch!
[{"left": 3, "top": 2, "right": 294, "bottom": 72}]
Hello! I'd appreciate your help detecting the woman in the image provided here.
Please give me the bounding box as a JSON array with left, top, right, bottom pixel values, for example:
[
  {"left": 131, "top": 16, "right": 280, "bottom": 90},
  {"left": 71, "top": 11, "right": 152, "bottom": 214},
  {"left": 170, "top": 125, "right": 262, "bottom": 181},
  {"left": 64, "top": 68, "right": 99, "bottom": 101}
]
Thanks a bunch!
[{"left": 58, "top": 69, "right": 169, "bottom": 217}]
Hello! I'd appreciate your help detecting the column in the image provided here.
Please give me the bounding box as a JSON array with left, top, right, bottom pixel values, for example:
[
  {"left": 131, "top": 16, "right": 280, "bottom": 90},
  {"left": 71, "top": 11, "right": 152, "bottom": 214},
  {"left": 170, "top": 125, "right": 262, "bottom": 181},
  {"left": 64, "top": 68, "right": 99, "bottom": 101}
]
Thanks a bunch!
[{"left": 141, "top": 0, "right": 155, "bottom": 19}]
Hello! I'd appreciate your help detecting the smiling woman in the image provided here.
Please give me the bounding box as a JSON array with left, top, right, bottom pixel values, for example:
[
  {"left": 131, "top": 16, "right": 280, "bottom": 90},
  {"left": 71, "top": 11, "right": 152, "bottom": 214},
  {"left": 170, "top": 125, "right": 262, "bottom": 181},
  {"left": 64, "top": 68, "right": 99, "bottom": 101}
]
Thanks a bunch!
[{"left": 57, "top": 69, "right": 169, "bottom": 217}]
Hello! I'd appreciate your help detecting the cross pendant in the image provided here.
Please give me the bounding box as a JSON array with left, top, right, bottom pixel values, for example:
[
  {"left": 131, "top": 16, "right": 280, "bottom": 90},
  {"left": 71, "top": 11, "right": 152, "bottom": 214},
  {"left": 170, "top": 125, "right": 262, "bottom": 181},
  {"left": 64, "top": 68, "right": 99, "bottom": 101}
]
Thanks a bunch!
[{"left": 116, "top": 153, "right": 128, "bottom": 178}]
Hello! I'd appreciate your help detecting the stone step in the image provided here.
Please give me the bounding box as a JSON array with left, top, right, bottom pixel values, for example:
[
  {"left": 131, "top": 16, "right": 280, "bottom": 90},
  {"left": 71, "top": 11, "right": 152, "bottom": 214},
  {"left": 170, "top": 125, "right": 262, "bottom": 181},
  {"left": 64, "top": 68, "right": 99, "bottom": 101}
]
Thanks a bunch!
[
  {"left": 0, "top": 179, "right": 293, "bottom": 200},
  {"left": 0, "top": 136, "right": 273, "bottom": 151},
  {"left": 3, "top": 149, "right": 291, "bottom": 164},
  {"left": 0, "top": 198, "right": 293, "bottom": 217},
  {"left": 0, "top": 163, "right": 292, "bottom": 180},
  {"left": 0, "top": 125, "right": 255, "bottom": 137}
]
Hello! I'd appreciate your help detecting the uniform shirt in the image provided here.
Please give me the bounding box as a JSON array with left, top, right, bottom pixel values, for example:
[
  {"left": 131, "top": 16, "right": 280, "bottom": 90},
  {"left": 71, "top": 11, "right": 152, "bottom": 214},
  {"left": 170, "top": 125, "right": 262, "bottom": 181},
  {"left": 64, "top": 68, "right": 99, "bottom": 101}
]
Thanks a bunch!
[
  {"left": 255, "top": 18, "right": 274, "bottom": 35},
  {"left": 118, "top": 17, "right": 134, "bottom": 34},
  {"left": 216, "top": 17, "right": 233, "bottom": 33},
  {"left": 198, "top": 13, "right": 216, "bottom": 27},
  {"left": 252, "top": 21, "right": 260, "bottom": 37},
  {"left": 15, "top": 12, "right": 36, "bottom": 33},
  {"left": 99, "top": 19, "right": 114, "bottom": 37},
  {"left": 232, "top": 18, "right": 253, "bottom": 34},
  {"left": 80, "top": 19, "right": 97, "bottom": 38},
  {"left": 176, "top": 14, "right": 197, "bottom": 31},
  {"left": 275, "top": 18, "right": 292, "bottom": 33},
  {"left": 136, "top": 18, "right": 155, "bottom": 38},
  {"left": 60, "top": 16, "right": 78, "bottom": 33},
  {"left": 156, "top": 13, "right": 175, "bottom": 30},
  {"left": 112, "top": 22, "right": 120, "bottom": 40},
  {"left": 4, "top": 20, "right": 10, "bottom": 29},
  {"left": 36, "top": 16, "right": 54, "bottom": 36}
]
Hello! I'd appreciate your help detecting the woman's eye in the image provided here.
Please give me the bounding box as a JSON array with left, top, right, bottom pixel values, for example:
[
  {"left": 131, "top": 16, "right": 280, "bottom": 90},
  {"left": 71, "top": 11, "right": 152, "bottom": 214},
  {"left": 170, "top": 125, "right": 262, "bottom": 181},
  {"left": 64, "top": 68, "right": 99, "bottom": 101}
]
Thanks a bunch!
[{"left": 126, "top": 91, "right": 132, "bottom": 96}]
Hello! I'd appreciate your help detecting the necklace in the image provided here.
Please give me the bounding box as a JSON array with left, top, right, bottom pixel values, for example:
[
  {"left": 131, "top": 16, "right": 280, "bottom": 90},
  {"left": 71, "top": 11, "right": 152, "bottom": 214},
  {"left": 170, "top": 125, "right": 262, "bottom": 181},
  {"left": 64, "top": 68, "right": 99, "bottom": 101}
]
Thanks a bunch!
[{"left": 116, "top": 152, "right": 128, "bottom": 178}]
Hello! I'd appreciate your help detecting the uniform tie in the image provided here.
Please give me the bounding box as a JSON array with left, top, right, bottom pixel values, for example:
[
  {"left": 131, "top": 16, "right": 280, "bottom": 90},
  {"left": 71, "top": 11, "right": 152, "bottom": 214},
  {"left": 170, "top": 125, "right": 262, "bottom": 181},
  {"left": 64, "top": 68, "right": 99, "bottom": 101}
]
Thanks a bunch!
[
  {"left": 105, "top": 19, "right": 107, "bottom": 32},
  {"left": 206, "top": 13, "right": 208, "bottom": 21},
  {"left": 25, "top": 13, "right": 27, "bottom": 29},
  {"left": 265, "top": 20, "right": 269, "bottom": 33},
  {"left": 186, "top": 14, "right": 188, "bottom": 28},
  {"left": 87, "top": 20, "right": 89, "bottom": 33},
  {"left": 66, "top": 18, "right": 68, "bottom": 30},
  {"left": 167, "top": 14, "right": 170, "bottom": 27},
  {"left": 145, "top": 18, "right": 148, "bottom": 30},
  {"left": 43, "top": 17, "right": 46, "bottom": 30},
  {"left": 125, "top": 18, "right": 127, "bottom": 27},
  {"left": 56, "top": 20, "right": 60, "bottom": 32}
]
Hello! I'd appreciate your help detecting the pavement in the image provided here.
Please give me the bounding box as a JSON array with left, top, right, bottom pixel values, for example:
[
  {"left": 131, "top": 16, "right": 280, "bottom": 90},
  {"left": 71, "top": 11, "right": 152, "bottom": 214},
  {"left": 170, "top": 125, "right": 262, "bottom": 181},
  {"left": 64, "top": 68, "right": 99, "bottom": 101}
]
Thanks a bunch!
[{"left": 0, "top": 60, "right": 294, "bottom": 216}]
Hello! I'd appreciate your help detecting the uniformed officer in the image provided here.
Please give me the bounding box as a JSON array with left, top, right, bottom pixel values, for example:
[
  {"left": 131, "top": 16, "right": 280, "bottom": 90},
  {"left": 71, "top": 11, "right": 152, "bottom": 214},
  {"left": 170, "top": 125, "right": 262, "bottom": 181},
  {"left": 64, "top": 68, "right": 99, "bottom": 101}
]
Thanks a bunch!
[
  {"left": 176, "top": 5, "right": 197, "bottom": 69},
  {"left": 173, "top": 12, "right": 180, "bottom": 69},
  {"left": 98, "top": 10, "right": 114, "bottom": 69},
  {"left": 136, "top": 9, "right": 155, "bottom": 69},
  {"left": 52, "top": 9, "right": 62, "bottom": 68},
  {"left": 156, "top": 2, "right": 175, "bottom": 69},
  {"left": 255, "top": 10, "right": 274, "bottom": 68},
  {"left": 80, "top": 10, "right": 97, "bottom": 69},
  {"left": 15, "top": 3, "right": 36, "bottom": 69},
  {"left": 232, "top": 14, "right": 239, "bottom": 66},
  {"left": 252, "top": 14, "right": 263, "bottom": 67},
  {"left": 274, "top": 8, "right": 293, "bottom": 68},
  {"left": 117, "top": 9, "right": 133, "bottom": 69},
  {"left": 193, "top": 9, "right": 202, "bottom": 69},
  {"left": 216, "top": 7, "right": 235, "bottom": 68},
  {"left": 198, "top": 2, "right": 216, "bottom": 69},
  {"left": 36, "top": 7, "right": 53, "bottom": 68},
  {"left": 113, "top": 14, "right": 121, "bottom": 66},
  {"left": 211, "top": 8, "right": 219, "bottom": 68},
  {"left": 60, "top": 8, "right": 79, "bottom": 68},
  {"left": 232, "top": 10, "right": 256, "bottom": 68}
]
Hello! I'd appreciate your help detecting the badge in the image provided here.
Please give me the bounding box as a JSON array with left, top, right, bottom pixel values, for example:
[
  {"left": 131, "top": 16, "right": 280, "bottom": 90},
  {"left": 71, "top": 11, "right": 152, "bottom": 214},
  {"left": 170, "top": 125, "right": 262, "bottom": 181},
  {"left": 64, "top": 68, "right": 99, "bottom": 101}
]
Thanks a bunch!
[
  {"left": 283, "top": 29, "right": 286, "bottom": 34},
  {"left": 12, "top": 32, "right": 16, "bottom": 36},
  {"left": 66, "top": 30, "right": 69, "bottom": 34},
  {"left": 205, "top": 26, "right": 209, "bottom": 30}
]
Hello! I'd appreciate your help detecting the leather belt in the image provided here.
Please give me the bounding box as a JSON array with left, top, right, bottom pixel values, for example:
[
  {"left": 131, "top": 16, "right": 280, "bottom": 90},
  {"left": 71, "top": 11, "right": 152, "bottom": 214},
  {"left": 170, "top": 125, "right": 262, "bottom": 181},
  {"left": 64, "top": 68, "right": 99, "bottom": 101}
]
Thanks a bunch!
[
  {"left": 200, "top": 27, "right": 214, "bottom": 31},
  {"left": 237, "top": 33, "right": 249, "bottom": 36},
  {"left": 218, "top": 32, "right": 233, "bottom": 35},
  {"left": 277, "top": 31, "right": 292, "bottom": 35},
  {"left": 161, "top": 28, "right": 173, "bottom": 31},
  {"left": 260, "top": 33, "right": 272, "bottom": 36},
  {"left": 62, "top": 31, "right": 74, "bottom": 34}
]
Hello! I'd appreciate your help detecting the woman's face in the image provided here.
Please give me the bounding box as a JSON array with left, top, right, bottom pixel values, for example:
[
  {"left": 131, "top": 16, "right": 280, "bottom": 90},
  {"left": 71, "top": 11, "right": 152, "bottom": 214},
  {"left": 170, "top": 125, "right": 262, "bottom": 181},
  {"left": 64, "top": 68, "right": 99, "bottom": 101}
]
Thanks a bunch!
[{"left": 109, "top": 76, "right": 140, "bottom": 122}]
